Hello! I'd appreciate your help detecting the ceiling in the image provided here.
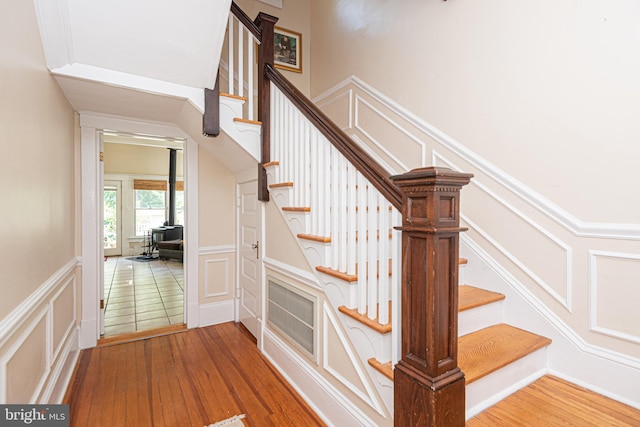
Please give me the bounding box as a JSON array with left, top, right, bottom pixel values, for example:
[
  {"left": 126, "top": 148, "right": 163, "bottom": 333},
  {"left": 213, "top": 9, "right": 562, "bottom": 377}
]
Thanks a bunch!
[
  {"left": 34, "top": 0, "right": 231, "bottom": 89},
  {"left": 32, "top": 0, "right": 257, "bottom": 173}
]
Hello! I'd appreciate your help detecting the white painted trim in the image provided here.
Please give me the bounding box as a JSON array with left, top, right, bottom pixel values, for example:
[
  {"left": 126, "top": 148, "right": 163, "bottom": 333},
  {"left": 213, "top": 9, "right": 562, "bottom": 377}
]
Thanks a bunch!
[
  {"left": 198, "top": 300, "right": 235, "bottom": 327},
  {"left": 33, "top": 0, "right": 74, "bottom": 69},
  {"left": 461, "top": 234, "right": 640, "bottom": 372},
  {"left": 263, "top": 257, "right": 322, "bottom": 292},
  {"left": 50, "top": 276, "right": 77, "bottom": 365},
  {"left": 39, "top": 328, "right": 79, "bottom": 404},
  {"left": 323, "top": 304, "right": 386, "bottom": 416},
  {"left": 0, "top": 307, "right": 49, "bottom": 403},
  {"left": 198, "top": 245, "right": 236, "bottom": 256},
  {"left": 79, "top": 113, "right": 199, "bottom": 342},
  {"left": 53, "top": 63, "right": 204, "bottom": 112},
  {"left": 589, "top": 250, "right": 640, "bottom": 344},
  {"left": 436, "top": 152, "right": 573, "bottom": 311},
  {"left": 313, "top": 75, "right": 640, "bottom": 240},
  {"left": 204, "top": 259, "right": 231, "bottom": 298},
  {"left": 262, "top": 328, "right": 381, "bottom": 427},
  {"left": 185, "top": 138, "right": 199, "bottom": 329},
  {"left": 0, "top": 258, "right": 77, "bottom": 348},
  {"left": 549, "top": 369, "right": 640, "bottom": 411},
  {"left": 466, "top": 368, "right": 547, "bottom": 419}
]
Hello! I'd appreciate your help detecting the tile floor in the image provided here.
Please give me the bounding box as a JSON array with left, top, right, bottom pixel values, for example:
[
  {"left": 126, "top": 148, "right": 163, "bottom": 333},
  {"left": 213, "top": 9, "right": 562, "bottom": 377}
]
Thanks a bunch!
[{"left": 103, "top": 256, "right": 184, "bottom": 337}]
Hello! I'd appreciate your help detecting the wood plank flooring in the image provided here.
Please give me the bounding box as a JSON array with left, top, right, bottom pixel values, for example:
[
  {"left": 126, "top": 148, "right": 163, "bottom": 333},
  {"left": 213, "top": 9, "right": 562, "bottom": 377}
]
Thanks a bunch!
[
  {"left": 467, "top": 375, "right": 640, "bottom": 426},
  {"left": 64, "top": 322, "right": 325, "bottom": 427}
]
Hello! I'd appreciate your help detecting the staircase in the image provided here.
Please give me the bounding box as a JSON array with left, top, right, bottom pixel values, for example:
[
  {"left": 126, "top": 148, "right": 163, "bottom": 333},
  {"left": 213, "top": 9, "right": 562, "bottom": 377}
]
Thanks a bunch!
[{"left": 214, "top": 3, "right": 639, "bottom": 425}]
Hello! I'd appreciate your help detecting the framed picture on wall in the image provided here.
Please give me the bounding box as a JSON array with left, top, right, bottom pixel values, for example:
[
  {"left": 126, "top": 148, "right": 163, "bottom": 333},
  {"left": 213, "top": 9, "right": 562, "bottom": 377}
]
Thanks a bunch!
[{"left": 274, "top": 27, "right": 302, "bottom": 73}]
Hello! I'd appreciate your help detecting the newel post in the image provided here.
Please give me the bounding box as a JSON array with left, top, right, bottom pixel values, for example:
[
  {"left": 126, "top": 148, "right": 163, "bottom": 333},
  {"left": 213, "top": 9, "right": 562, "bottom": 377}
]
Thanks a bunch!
[
  {"left": 255, "top": 12, "right": 278, "bottom": 202},
  {"left": 390, "top": 167, "right": 473, "bottom": 427}
]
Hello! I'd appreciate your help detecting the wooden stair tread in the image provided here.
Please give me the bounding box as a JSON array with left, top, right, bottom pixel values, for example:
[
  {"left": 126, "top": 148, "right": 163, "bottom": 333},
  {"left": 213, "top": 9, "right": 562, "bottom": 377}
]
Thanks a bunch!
[
  {"left": 282, "top": 206, "right": 311, "bottom": 212},
  {"left": 269, "top": 181, "right": 293, "bottom": 188},
  {"left": 368, "top": 358, "right": 393, "bottom": 381},
  {"left": 298, "top": 233, "right": 331, "bottom": 243},
  {"left": 233, "top": 117, "right": 262, "bottom": 125},
  {"left": 316, "top": 266, "right": 357, "bottom": 282},
  {"left": 220, "top": 92, "right": 248, "bottom": 101},
  {"left": 459, "top": 285, "right": 505, "bottom": 311},
  {"left": 370, "top": 324, "right": 551, "bottom": 383},
  {"left": 467, "top": 374, "right": 640, "bottom": 426},
  {"left": 338, "top": 304, "right": 392, "bottom": 334},
  {"left": 459, "top": 323, "right": 551, "bottom": 384}
]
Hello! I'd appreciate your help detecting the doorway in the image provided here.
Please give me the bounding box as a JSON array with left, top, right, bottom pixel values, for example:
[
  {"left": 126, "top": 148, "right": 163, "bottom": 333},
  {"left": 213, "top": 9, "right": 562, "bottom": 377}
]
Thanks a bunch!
[
  {"left": 238, "top": 179, "right": 260, "bottom": 338},
  {"left": 101, "top": 133, "right": 186, "bottom": 338}
]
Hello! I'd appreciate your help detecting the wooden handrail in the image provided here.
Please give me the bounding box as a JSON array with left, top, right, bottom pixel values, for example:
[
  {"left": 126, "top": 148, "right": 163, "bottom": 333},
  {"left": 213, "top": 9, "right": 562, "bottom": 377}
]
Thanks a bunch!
[
  {"left": 265, "top": 64, "right": 402, "bottom": 211},
  {"left": 230, "top": 1, "right": 262, "bottom": 41}
]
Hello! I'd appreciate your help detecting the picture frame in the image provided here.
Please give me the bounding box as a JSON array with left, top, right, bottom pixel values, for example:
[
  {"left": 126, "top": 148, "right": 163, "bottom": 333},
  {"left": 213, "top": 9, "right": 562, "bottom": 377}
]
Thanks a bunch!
[{"left": 274, "top": 27, "right": 302, "bottom": 73}]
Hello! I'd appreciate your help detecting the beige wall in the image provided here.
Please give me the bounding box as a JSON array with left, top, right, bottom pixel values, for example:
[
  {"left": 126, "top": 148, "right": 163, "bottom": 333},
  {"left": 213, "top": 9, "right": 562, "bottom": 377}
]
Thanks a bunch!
[
  {"left": 0, "top": 0, "right": 79, "bottom": 404},
  {"left": 310, "top": 0, "right": 640, "bottom": 224},
  {"left": 103, "top": 142, "right": 184, "bottom": 177},
  {"left": 0, "top": 0, "right": 76, "bottom": 319},
  {"left": 235, "top": 0, "right": 311, "bottom": 96},
  {"left": 198, "top": 146, "right": 236, "bottom": 305},
  {"left": 308, "top": 0, "right": 640, "bottom": 386}
]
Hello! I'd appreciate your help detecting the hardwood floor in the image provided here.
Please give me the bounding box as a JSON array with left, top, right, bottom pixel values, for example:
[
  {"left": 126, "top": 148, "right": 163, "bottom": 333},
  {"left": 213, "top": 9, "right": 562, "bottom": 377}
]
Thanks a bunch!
[
  {"left": 467, "top": 375, "right": 640, "bottom": 426},
  {"left": 64, "top": 322, "right": 325, "bottom": 427}
]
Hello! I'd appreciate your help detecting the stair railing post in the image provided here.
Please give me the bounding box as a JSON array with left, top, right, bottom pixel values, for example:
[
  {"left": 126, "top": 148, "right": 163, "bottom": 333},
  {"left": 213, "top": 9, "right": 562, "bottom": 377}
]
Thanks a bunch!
[
  {"left": 390, "top": 167, "right": 473, "bottom": 427},
  {"left": 255, "top": 12, "right": 278, "bottom": 201}
]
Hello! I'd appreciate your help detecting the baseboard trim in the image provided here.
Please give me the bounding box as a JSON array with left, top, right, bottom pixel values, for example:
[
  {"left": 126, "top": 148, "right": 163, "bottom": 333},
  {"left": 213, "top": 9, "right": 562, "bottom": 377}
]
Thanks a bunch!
[
  {"left": 198, "top": 300, "right": 235, "bottom": 327},
  {"left": 262, "top": 328, "right": 381, "bottom": 427}
]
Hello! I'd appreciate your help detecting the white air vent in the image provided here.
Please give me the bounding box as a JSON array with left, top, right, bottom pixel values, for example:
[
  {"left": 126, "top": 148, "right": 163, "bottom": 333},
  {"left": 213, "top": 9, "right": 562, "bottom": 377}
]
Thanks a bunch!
[{"left": 267, "top": 277, "right": 316, "bottom": 360}]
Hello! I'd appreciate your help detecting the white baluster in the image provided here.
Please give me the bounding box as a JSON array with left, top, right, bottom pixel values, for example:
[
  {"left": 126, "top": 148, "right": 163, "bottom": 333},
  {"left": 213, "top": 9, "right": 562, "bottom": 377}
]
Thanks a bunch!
[
  {"left": 378, "top": 197, "right": 390, "bottom": 325},
  {"left": 247, "top": 35, "right": 255, "bottom": 121},
  {"left": 357, "top": 173, "right": 368, "bottom": 315},
  {"left": 347, "top": 165, "right": 357, "bottom": 276},
  {"left": 228, "top": 16, "right": 234, "bottom": 95},
  {"left": 367, "top": 186, "right": 378, "bottom": 320},
  {"left": 238, "top": 24, "right": 244, "bottom": 101}
]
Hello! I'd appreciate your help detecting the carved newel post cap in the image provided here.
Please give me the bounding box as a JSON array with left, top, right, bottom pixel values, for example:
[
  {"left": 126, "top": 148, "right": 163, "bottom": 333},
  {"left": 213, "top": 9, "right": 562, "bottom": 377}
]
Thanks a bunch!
[{"left": 390, "top": 166, "right": 473, "bottom": 187}]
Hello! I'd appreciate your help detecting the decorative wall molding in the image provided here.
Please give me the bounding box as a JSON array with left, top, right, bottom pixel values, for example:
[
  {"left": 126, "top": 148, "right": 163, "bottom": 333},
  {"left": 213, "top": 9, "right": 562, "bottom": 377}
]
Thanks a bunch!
[
  {"left": 314, "top": 75, "right": 640, "bottom": 240},
  {"left": 263, "top": 257, "right": 322, "bottom": 291},
  {"left": 589, "top": 250, "right": 640, "bottom": 344},
  {"left": 199, "top": 244, "right": 236, "bottom": 256},
  {"left": 462, "top": 235, "right": 640, "bottom": 372},
  {"left": 323, "top": 304, "right": 386, "bottom": 416},
  {"left": 0, "top": 258, "right": 79, "bottom": 404},
  {"left": 204, "top": 258, "right": 231, "bottom": 298},
  {"left": 0, "top": 258, "right": 78, "bottom": 348},
  {"left": 434, "top": 152, "right": 573, "bottom": 311}
]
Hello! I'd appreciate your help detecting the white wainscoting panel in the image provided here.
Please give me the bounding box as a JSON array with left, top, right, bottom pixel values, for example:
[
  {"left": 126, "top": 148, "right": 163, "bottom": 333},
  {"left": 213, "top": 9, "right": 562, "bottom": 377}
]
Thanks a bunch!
[
  {"left": 589, "top": 251, "right": 640, "bottom": 344},
  {"left": 0, "top": 258, "right": 80, "bottom": 404}
]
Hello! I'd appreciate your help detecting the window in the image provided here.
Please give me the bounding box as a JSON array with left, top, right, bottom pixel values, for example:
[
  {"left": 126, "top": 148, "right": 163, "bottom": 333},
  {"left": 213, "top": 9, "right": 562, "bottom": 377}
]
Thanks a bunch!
[
  {"left": 134, "top": 179, "right": 167, "bottom": 236},
  {"left": 135, "top": 190, "right": 166, "bottom": 236},
  {"left": 133, "top": 179, "right": 184, "bottom": 236}
]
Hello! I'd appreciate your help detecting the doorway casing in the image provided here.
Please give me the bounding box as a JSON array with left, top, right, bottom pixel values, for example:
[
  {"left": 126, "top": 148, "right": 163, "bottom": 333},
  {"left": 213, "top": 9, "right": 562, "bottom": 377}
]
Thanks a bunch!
[{"left": 79, "top": 112, "right": 199, "bottom": 348}]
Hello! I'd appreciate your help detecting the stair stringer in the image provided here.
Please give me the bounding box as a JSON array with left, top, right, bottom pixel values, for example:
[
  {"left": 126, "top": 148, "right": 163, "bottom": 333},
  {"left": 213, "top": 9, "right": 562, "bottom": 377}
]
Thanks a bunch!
[
  {"left": 218, "top": 95, "right": 261, "bottom": 162},
  {"left": 265, "top": 164, "right": 398, "bottom": 414}
]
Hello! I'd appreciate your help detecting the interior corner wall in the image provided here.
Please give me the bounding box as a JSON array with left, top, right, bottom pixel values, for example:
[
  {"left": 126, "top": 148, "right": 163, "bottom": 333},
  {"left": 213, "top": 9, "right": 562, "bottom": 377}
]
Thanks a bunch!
[
  {"left": 234, "top": 0, "right": 311, "bottom": 97},
  {"left": 197, "top": 146, "right": 237, "bottom": 319},
  {"left": 0, "top": 0, "right": 79, "bottom": 403}
]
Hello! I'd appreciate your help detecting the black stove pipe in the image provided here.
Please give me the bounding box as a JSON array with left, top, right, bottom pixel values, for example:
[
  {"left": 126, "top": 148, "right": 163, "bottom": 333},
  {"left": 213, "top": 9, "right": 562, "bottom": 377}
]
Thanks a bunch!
[{"left": 168, "top": 148, "right": 177, "bottom": 226}]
